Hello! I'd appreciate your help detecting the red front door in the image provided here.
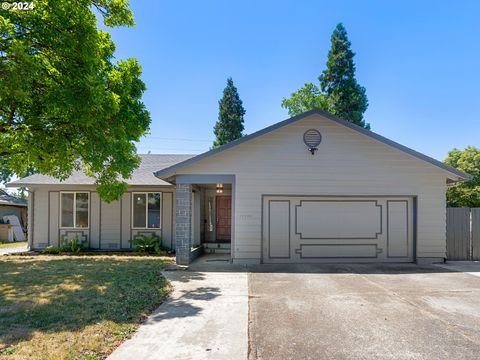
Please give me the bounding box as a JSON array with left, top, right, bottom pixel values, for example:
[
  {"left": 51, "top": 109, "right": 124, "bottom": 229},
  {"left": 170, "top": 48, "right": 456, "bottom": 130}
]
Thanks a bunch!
[{"left": 216, "top": 196, "right": 231, "bottom": 242}]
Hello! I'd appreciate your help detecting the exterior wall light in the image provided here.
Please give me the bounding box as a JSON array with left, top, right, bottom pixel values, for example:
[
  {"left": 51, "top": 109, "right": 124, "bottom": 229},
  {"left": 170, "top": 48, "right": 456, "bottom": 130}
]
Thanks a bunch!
[{"left": 216, "top": 184, "right": 224, "bottom": 194}]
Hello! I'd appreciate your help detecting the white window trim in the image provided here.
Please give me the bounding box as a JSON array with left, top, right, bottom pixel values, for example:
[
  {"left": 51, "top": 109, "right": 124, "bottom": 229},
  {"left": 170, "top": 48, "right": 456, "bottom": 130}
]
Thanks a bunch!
[
  {"left": 60, "top": 191, "right": 90, "bottom": 229},
  {"left": 131, "top": 192, "right": 162, "bottom": 229}
]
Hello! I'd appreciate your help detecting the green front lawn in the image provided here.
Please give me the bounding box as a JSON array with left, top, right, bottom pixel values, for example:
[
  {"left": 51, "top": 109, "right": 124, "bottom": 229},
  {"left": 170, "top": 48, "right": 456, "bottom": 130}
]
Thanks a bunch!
[
  {"left": 0, "top": 242, "right": 27, "bottom": 250},
  {"left": 0, "top": 255, "right": 173, "bottom": 360}
]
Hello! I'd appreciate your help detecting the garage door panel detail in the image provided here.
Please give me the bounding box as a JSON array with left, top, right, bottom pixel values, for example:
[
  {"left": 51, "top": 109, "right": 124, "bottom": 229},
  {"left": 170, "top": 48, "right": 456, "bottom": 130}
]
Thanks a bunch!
[
  {"left": 295, "top": 200, "right": 382, "bottom": 239},
  {"left": 295, "top": 244, "right": 379, "bottom": 259},
  {"left": 263, "top": 195, "right": 414, "bottom": 264},
  {"left": 387, "top": 200, "right": 409, "bottom": 258},
  {"left": 268, "top": 200, "right": 290, "bottom": 259}
]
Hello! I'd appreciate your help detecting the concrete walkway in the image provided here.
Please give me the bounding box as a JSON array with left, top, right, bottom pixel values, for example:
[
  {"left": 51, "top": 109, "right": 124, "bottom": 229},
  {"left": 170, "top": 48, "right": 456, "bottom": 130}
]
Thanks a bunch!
[
  {"left": 109, "top": 269, "right": 248, "bottom": 360},
  {"left": 435, "top": 261, "right": 480, "bottom": 278},
  {"left": 0, "top": 245, "right": 28, "bottom": 256}
]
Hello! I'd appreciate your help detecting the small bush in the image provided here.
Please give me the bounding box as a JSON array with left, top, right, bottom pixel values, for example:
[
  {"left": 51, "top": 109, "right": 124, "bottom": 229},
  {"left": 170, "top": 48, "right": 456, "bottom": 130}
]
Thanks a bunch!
[
  {"left": 62, "top": 238, "right": 85, "bottom": 253},
  {"left": 129, "top": 234, "right": 165, "bottom": 254},
  {"left": 41, "top": 246, "right": 62, "bottom": 254},
  {"left": 41, "top": 238, "right": 87, "bottom": 254},
  {"left": 0, "top": 346, "right": 16, "bottom": 355}
]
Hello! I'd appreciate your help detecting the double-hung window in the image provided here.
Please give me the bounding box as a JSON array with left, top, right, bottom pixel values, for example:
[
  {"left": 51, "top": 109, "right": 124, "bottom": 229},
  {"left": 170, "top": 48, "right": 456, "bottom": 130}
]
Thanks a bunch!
[
  {"left": 61, "top": 192, "right": 89, "bottom": 228},
  {"left": 132, "top": 192, "right": 161, "bottom": 229}
]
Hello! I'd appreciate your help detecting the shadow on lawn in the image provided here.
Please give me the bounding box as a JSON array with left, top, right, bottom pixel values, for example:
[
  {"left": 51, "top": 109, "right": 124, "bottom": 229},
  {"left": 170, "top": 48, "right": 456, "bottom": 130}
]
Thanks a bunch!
[{"left": 0, "top": 256, "right": 213, "bottom": 349}]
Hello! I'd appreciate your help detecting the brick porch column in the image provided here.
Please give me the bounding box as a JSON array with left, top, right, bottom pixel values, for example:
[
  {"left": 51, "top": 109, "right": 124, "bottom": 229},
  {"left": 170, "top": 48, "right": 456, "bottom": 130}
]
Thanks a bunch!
[{"left": 175, "top": 183, "right": 192, "bottom": 265}]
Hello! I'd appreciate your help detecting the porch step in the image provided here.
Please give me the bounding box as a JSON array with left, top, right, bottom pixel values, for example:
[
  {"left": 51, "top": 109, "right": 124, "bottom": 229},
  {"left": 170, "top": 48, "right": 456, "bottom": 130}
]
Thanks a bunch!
[
  {"left": 203, "top": 243, "right": 231, "bottom": 254},
  {"left": 204, "top": 248, "right": 231, "bottom": 254}
]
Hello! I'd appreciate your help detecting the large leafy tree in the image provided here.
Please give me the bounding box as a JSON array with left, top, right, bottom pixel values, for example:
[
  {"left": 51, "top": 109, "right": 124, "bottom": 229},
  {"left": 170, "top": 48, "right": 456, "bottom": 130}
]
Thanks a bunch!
[
  {"left": 444, "top": 146, "right": 480, "bottom": 207},
  {"left": 280, "top": 82, "right": 328, "bottom": 118},
  {"left": 213, "top": 78, "right": 245, "bottom": 148},
  {"left": 0, "top": 0, "right": 150, "bottom": 202},
  {"left": 282, "top": 23, "right": 369, "bottom": 129}
]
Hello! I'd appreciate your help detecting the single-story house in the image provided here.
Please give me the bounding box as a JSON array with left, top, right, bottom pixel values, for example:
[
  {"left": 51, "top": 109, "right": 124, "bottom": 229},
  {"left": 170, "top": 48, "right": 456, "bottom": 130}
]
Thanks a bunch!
[
  {"left": 8, "top": 110, "right": 469, "bottom": 265},
  {"left": 0, "top": 189, "right": 28, "bottom": 224},
  {"left": 0, "top": 189, "right": 28, "bottom": 242}
]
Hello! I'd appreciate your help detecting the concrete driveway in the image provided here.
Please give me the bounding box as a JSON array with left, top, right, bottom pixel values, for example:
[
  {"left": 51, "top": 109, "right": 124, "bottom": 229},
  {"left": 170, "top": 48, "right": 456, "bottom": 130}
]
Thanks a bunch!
[
  {"left": 248, "top": 264, "right": 480, "bottom": 360},
  {"left": 108, "top": 261, "right": 480, "bottom": 360}
]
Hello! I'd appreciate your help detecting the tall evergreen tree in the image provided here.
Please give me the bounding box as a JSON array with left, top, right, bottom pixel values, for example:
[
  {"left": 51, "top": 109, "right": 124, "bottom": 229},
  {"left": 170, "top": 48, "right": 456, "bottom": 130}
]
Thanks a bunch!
[
  {"left": 282, "top": 23, "right": 369, "bottom": 129},
  {"left": 213, "top": 78, "right": 246, "bottom": 148},
  {"left": 319, "top": 23, "right": 369, "bottom": 129}
]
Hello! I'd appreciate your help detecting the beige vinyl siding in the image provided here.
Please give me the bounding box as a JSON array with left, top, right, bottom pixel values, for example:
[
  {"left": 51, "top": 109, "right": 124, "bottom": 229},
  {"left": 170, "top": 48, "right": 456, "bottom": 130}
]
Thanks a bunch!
[
  {"left": 90, "top": 192, "right": 101, "bottom": 248},
  {"left": 29, "top": 185, "right": 175, "bottom": 250},
  {"left": 48, "top": 192, "right": 59, "bottom": 246},
  {"left": 176, "top": 113, "right": 449, "bottom": 262},
  {"left": 121, "top": 192, "right": 132, "bottom": 249},
  {"left": 27, "top": 191, "right": 33, "bottom": 247},
  {"left": 33, "top": 189, "right": 49, "bottom": 248}
]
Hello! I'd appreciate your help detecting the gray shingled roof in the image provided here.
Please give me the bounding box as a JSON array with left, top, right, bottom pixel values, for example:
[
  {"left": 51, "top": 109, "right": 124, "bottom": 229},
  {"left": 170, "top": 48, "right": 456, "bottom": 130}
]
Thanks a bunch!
[
  {"left": 7, "top": 154, "right": 194, "bottom": 187},
  {"left": 0, "top": 189, "right": 28, "bottom": 207}
]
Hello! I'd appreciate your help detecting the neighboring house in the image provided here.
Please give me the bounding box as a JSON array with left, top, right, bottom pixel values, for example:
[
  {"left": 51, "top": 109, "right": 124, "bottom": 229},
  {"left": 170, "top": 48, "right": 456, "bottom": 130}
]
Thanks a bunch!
[
  {"left": 0, "top": 189, "right": 28, "bottom": 242},
  {"left": 0, "top": 189, "right": 28, "bottom": 227},
  {"left": 8, "top": 110, "right": 469, "bottom": 265}
]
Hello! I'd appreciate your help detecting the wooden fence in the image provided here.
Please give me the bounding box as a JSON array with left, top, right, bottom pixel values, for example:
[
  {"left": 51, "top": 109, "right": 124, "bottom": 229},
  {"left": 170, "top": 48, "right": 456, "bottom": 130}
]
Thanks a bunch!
[{"left": 446, "top": 208, "right": 480, "bottom": 260}]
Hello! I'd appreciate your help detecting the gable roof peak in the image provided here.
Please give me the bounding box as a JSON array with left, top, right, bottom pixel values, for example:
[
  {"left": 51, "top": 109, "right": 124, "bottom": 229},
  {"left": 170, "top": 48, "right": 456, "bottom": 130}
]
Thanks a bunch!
[{"left": 155, "top": 109, "right": 470, "bottom": 181}]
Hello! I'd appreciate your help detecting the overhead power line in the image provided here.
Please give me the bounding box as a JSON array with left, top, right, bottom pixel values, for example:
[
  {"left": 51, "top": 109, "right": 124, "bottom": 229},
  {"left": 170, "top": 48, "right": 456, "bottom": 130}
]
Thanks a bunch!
[
  {"left": 141, "top": 136, "right": 213, "bottom": 142},
  {"left": 136, "top": 146, "right": 207, "bottom": 152}
]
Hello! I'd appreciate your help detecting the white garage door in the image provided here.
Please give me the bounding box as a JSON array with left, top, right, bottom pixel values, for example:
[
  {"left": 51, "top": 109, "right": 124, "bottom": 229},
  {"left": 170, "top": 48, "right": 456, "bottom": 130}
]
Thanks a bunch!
[{"left": 262, "top": 196, "right": 414, "bottom": 263}]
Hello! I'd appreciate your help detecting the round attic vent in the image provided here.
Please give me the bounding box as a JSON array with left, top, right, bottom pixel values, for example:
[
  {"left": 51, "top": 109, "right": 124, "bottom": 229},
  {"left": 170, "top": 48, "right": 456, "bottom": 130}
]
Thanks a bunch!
[{"left": 303, "top": 129, "right": 322, "bottom": 155}]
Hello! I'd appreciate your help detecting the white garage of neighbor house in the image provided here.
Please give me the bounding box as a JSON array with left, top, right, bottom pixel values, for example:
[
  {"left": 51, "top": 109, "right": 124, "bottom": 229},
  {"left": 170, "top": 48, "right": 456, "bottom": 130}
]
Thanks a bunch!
[{"left": 9, "top": 110, "right": 469, "bottom": 265}]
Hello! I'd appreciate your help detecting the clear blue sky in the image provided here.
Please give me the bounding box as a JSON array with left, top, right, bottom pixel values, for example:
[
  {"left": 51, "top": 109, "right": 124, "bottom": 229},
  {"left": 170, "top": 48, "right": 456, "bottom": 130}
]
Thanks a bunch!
[{"left": 106, "top": 0, "right": 479, "bottom": 161}]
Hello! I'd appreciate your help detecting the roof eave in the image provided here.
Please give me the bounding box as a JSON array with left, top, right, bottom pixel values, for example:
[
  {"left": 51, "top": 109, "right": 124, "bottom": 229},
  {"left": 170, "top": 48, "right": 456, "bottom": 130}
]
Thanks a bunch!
[
  {"left": 6, "top": 180, "right": 175, "bottom": 187},
  {"left": 0, "top": 202, "right": 27, "bottom": 207},
  {"left": 6, "top": 181, "right": 29, "bottom": 187}
]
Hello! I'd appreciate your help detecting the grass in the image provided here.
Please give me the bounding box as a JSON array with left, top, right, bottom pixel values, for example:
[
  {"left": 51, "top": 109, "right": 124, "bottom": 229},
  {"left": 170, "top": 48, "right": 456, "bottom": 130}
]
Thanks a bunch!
[
  {"left": 0, "top": 254, "right": 173, "bottom": 360},
  {"left": 0, "top": 242, "right": 27, "bottom": 250}
]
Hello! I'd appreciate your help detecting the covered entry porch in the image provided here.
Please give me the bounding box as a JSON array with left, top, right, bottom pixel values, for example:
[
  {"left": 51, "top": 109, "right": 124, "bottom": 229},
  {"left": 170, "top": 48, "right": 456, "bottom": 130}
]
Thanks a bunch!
[{"left": 174, "top": 175, "right": 235, "bottom": 265}]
